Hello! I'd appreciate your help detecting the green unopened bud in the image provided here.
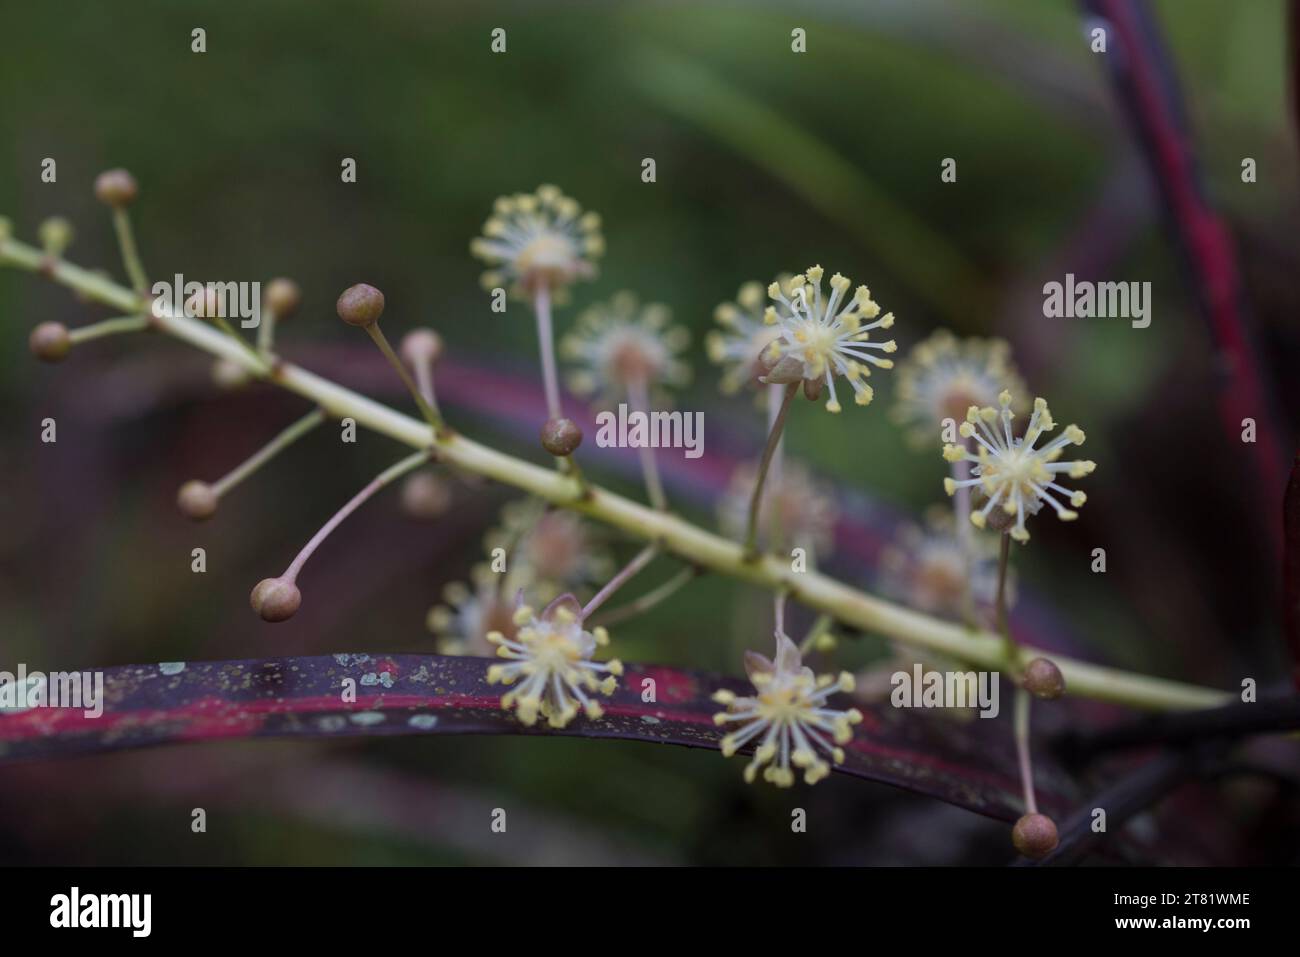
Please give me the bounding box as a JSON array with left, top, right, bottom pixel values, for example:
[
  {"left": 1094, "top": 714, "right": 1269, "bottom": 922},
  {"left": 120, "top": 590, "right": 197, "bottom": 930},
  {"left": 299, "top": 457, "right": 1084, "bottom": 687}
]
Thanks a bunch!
[{"left": 38, "top": 217, "right": 74, "bottom": 257}]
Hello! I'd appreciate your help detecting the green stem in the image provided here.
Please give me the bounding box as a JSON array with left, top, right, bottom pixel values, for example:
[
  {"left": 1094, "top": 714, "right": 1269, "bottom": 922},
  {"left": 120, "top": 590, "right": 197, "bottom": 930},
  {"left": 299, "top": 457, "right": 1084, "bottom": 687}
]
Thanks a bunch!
[
  {"left": 67, "top": 314, "right": 149, "bottom": 344},
  {"left": 211, "top": 315, "right": 271, "bottom": 373},
  {"left": 798, "top": 613, "right": 833, "bottom": 656},
  {"left": 627, "top": 375, "right": 667, "bottom": 511},
  {"left": 1, "top": 238, "right": 1232, "bottom": 712},
  {"left": 365, "top": 324, "right": 444, "bottom": 435},
  {"left": 211, "top": 408, "right": 325, "bottom": 497},
  {"left": 744, "top": 381, "right": 798, "bottom": 556},
  {"left": 591, "top": 565, "right": 697, "bottom": 627},
  {"left": 1014, "top": 687, "right": 1037, "bottom": 814},
  {"left": 994, "top": 532, "right": 1019, "bottom": 669},
  {"left": 257, "top": 310, "right": 278, "bottom": 354},
  {"left": 283, "top": 449, "right": 431, "bottom": 583},
  {"left": 582, "top": 544, "right": 658, "bottom": 620},
  {"left": 111, "top": 208, "right": 148, "bottom": 298}
]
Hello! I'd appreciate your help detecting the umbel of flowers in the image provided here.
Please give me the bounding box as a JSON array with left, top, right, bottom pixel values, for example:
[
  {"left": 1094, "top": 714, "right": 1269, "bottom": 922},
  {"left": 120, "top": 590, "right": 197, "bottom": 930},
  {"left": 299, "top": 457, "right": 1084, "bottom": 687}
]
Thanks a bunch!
[
  {"left": 486, "top": 595, "right": 623, "bottom": 729},
  {"left": 713, "top": 636, "right": 863, "bottom": 787},
  {"left": 942, "top": 391, "right": 1095, "bottom": 542},
  {"left": 7, "top": 170, "right": 1153, "bottom": 864}
]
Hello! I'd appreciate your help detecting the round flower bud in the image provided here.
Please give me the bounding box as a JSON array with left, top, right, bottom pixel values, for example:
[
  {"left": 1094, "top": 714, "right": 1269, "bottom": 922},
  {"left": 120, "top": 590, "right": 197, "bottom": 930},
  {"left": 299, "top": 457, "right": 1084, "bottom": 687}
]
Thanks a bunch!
[
  {"left": 211, "top": 358, "right": 251, "bottom": 390},
  {"left": 336, "top": 283, "right": 385, "bottom": 327},
  {"left": 250, "top": 577, "right": 302, "bottom": 623},
  {"left": 1022, "top": 657, "right": 1066, "bottom": 700},
  {"left": 400, "top": 328, "right": 443, "bottom": 367},
  {"left": 264, "top": 278, "right": 302, "bottom": 319},
  {"left": 400, "top": 472, "right": 451, "bottom": 519},
  {"left": 185, "top": 288, "right": 222, "bottom": 319},
  {"left": 93, "top": 168, "right": 139, "bottom": 208},
  {"left": 176, "top": 480, "right": 219, "bottom": 521},
  {"left": 29, "top": 322, "right": 71, "bottom": 362},
  {"left": 37, "top": 217, "right": 74, "bottom": 256},
  {"left": 541, "top": 417, "right": 583, "bottom": 457},
  {"left": 1011, "top": 813, "right": 1059, "bottom": 860}
]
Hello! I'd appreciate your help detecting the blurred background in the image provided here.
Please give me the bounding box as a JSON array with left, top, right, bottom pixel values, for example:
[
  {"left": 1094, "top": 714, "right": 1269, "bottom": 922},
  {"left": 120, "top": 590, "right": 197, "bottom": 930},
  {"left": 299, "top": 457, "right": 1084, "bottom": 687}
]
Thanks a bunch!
[{"left": 1, "top": 0, "right": 1297, "bottom": 864}]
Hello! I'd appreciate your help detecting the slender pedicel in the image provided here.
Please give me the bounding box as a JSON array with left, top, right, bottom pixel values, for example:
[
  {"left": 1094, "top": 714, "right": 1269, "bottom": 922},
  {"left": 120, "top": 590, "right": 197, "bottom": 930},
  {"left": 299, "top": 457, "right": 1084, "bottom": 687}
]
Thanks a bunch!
[
  {"left": 337, "top": 283, "right": 444, "bottom": 435},
  {"left": 28, "top": 314, "right": 149, "bottom": 363},
  {"left": 250, "top": 449, "right": 431, "bottom": 622},
  {"left": 994, "top": 531, "right": 1015, "bottom": 661},
  {"left": 399, "top": 328, "right": 444, "bottom": 417},
  {"left": 533, "top": 283, "right": 563, "bottom": 422},
  {"left": 797, "top": 613, "right": 835, "bottom": 656},
  {"left": 258, "top": 277, "right": 302, "bottom": 353},
  {"left": 626, "top": 375, "right": 667, "bottom": 511},
  {"left": 94, "top": 168, "right": 148, "bottom": 298},
  {"left": 177, "top": 408, "right": 326, "bottom": 521},
  {"left": 186, "top": 288, "right": 270, "bottom": 372},
  {"left": 743, "top": 382, "right": 798, "bottom": 556},
  {"left": 591, "top": 565, "right": 697, "bottom": 627},
  {"left": 952, "top": 454, "right": 977, "bottom": 624},
  {"left": 1010, "top": 687, "right": 1059, "bottom": 860},
  {"left": 35, "top": 216, "right": 73, "bottom": 275},
  {"left": 581, "top": 544, "right": 658, "bottom": 620}
]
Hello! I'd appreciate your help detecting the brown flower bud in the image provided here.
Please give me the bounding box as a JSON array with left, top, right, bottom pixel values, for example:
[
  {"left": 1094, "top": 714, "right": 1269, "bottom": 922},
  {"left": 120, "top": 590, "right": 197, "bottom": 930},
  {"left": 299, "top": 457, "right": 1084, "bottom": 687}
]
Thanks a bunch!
[
  {"left": 250, "top": 577, "right": 302, "bottom": 623},
  {"left": 264, "top": 278, "right": 302, "bottom": 319},
  {"left": 94, "top": 168, "right": 139, "bottom": 208},
  {"left": 176, "top": 480, "right": 219, "bottom": 521},
  {"left": 541, "top": 417, "right": 583, "bottom": 457},
  {"left": 400, "top": 328, "right": 443, "bottom": 367},
  {"left": 29, "top": 322, "right": 71, "bottom": 363},
  {"left": 336, "top": 283, "right": 385, "bottom": 327},
  {"left": 400, "top": 472, "right": 451, "bottom": 519},
  {"left": 1011, "top": 813, "right": 1059, "bottom": 860},
  {"left": 1022, "top": 657, "right": 1066, "bottom": 700},
  {"left": 185, "top": 287, "right": 222, "bottom": 319},
  {"left": 211, "top": 358, "right": 251, "bottom": 390}
]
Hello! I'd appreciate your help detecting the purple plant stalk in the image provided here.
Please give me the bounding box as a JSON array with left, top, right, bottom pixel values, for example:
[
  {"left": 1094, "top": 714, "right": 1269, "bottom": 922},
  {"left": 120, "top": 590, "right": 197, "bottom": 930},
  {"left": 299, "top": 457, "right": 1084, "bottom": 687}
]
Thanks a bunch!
[{"left": 1083, "top": 0, "right": 1288, "bottom": 558}]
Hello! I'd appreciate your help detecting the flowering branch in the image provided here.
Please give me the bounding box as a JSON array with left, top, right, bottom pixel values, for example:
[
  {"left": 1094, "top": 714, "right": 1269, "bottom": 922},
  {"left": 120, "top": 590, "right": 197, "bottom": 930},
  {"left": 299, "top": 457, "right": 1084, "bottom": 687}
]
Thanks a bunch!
[{"left": 0, "top": 232, "right": 1230, "bottom": 713}]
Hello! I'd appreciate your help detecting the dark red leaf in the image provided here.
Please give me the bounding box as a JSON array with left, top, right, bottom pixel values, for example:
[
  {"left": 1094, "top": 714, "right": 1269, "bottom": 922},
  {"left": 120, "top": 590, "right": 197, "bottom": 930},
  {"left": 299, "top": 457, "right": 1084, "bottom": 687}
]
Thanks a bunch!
[{"left": 0, "top": 654, "right": 1076, "bottom": 822}]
